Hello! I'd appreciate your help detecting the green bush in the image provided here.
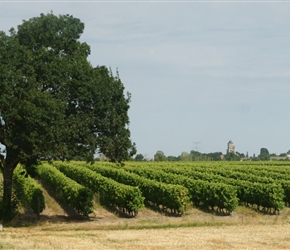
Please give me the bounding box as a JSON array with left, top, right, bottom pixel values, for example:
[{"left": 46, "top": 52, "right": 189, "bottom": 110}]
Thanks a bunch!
[
  {"left": 13, "top": 165, "right": 45, "bottom": 218},
  {"left": 155, "top": 164, "right": 284, "bottom": 213},
  {"left": 86, "top": 163, "right": 191, "bottom": 214},
  {"left": 123, "top": 165, "right": 238, "bottom": 213},
  {"left": 36, "top": 163, "right": 93, "bottom": 217},
  {"left": 54, "top": 162, "right": 144, "bottom": 216}
]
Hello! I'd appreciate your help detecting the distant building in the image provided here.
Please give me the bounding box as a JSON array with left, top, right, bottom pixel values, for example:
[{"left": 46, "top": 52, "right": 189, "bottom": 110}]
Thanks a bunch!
[
  {"left": 270, "top": 156, "right": 289, "bottom": 161},
  {"left": 227, "top": 140, "right": 236, "bottom": 154}
]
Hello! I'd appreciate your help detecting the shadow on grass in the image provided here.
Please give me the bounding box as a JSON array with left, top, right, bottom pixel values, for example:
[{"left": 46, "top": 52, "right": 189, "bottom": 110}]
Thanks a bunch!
[
  {"left": 10, "top": 214, "right": 83, "bottom": 227},
  {"left": 36, "top": 180, "right": 85, "bottom": 220},
  {"left": 243, "top": 203, "right": 281, "bottom": 215},
  {"left": 98, "top": 199, "right": 137, "bottom": 219},
  {"left": 143, "top": 201, "right": 183, "bottom": 217},
  {"left": 196, "top": 205, "right": 232, "bottom": 216}
]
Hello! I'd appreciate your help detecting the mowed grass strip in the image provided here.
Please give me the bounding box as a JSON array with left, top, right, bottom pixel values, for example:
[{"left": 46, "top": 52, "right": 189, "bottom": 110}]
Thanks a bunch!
[{"left": 2, "top": 223, "right": 290, "bottom": 250}]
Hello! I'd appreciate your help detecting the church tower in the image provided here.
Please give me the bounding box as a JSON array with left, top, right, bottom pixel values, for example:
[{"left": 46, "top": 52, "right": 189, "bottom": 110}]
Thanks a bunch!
[{"left": 227, "top": 140, "right": 236, "bottom": 154}]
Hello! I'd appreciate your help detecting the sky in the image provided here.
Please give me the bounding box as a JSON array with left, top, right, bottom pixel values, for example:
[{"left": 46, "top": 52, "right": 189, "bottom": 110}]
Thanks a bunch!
[{"left": 1, "top": 1, "right": 290, "bottom": 159}]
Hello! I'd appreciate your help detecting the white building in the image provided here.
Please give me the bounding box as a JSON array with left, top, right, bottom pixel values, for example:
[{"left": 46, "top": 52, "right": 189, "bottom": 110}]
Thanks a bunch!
[{"left": 227, "top": 140, "right": 236, "bottom": 154}]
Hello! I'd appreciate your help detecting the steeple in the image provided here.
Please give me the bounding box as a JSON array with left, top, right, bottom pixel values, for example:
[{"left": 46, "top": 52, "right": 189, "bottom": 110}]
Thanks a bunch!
[{"left": 227, "top": 140, "right": 236, "bottom": 154}]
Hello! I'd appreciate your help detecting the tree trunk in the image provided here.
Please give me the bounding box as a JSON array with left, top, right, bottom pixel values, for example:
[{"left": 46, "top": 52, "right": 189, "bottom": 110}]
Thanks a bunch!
[
  {"left": 2, "top": 166, "right": 15, "bottom": 221},
  {"left": 1, "top": 149, "right": 19, "bottom": 222}
]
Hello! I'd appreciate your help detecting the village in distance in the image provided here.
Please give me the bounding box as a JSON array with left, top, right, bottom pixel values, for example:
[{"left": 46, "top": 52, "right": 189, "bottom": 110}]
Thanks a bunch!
[{"left": 131, "top": 140, "right": 290, "bottom": 162}]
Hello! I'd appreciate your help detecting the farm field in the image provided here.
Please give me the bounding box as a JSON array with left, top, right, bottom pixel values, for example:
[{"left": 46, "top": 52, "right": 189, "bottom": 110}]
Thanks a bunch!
[
  {"left": 2, "top": 161, "right": 290, "bottom": 249},
  {"left": 2, "top": 225, "right": 290, "bottom": 250},
  {"left": 45, "top": 160, "right": 290, "bottom": 216}
]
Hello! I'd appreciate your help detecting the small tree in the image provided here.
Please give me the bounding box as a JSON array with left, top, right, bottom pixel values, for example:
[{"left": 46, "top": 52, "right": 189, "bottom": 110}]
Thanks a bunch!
[
  {"left": 179, "top": 152, "right": 192, "bottom": 161},
  {"left": 154, "top": 150, "right": 167, "bottom": 161},
  {"left": 259, "top": 148, "right": 270, "bottom": 161},
  {"left": 225, "top": 152, "right": 241, "bottom": 161},
  {"left": 167, "top": 155, "right": 179, "bottom": 161},
  {"left": 135, "top": 154, "right": 144, "bottom": 162},
  {"left": 190, "top": 150, "right": 202, "bottom": 161}
]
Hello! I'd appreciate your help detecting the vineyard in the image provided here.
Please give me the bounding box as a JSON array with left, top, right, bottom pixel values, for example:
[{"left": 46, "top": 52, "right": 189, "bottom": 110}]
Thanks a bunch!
[{"left": 3, "top": 161, "right": 290, "bottom": 219}]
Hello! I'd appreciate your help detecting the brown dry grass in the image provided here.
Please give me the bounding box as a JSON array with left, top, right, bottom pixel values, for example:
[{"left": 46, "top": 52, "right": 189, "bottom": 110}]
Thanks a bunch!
[
  {"left": 2, "top": 222, "right": 290, "bottom": 249},
  {"left": 1, "top": 205, "right": 290, "bottom": 250}
]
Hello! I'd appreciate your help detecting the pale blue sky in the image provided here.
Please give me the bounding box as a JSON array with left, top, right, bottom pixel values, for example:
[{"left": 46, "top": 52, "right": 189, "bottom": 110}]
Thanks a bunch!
[{"left": 1, "top": 1, "right": 290, "bottom": 158}]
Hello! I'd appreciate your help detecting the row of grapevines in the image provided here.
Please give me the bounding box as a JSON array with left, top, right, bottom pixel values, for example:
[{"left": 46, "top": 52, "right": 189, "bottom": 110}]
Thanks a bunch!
[
  {"left": 13, "top": 165, "right": 45, "bottom": 218},
  {"left": 175, "top": 163, "right": 290, "bottom": 207},
  {"left": 157, "top": 162, "right": 290, "bottom": 211},
  {"left": 122, "top": 165, "right": 238, "bottom": 214},
  {"left": 36, "top": 163, "right": 93, "bottom": 216},
  {"left": 204, "top": 166, "right": 290, "bottom": 206},
  {"left": 205, "top": 163, "right": 290, "bottom": 181},
  {"left": 229, "top": 167, "right": 289, "bottom": 180},
  {"left": 219, "top": 164, "right": 290, "bottom": 183},
  {"left": 226, "top": 165, "right": 290, "bottom": 206},
  {"left": 53, "top": 162, "right": 144, "bottom": 216},
  {"left": 84, "top": 163, "right": 191, "bottom": 214},
  {"left": 138, "top": 163, "right": 285, "bottom": 213},
  {"left": 205, "top": 168, "right": 274, "bottom": 184}
]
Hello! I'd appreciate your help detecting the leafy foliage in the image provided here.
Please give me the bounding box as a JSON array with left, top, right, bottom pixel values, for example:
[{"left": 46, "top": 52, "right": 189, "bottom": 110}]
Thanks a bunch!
[
  {"left": 53, "top": 161, "right": 144, "bottom": 216},
  {"left": 259, "top": 148, "right": 270, "bottom": 161},
  {"left": 122, "top": 164, "right": 238, "bottom": 213},
  {"left": 13, "top": 165, "right": 45, "bottom": 218},
  {"left": 36, "top": 163, "right": 93, "bottom": 217},
  {"left": 154, "top": 151, "right": 167, "bottom": 161},
  {"left": 147, "top": 162, "right": 286, "bottom": 213},
  {"left": 86, "top": 163, "right": 191, "bottom": 214}
]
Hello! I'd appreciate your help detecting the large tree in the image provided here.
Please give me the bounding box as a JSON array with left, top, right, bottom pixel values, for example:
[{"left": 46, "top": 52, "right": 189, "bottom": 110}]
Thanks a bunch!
[{"left": 0, "top": 13, "right": 135, "bottom": 221}]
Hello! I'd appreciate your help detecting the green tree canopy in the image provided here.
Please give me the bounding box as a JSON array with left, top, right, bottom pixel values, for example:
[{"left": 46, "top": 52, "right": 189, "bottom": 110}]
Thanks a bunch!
[
  {"left": 0, "top": 13, "right": 135, "bottom": 221},
  {"left": 167, "top": 155, "right": 179, "bottom": 161},
  {"left": 154, "top": 150, "right": 166, "bottom": 161},
  {"left": 224, "top": 152, "right": 241, "bottom": 161},
  {"left": 179, "top": 151, "right": 192, "bottom": 161},
  {"left": 134, "top": 154, "right": 144, "bottom": 161},
  {"left": 259, "top": 148, "right": 270, "bottom": 161}
]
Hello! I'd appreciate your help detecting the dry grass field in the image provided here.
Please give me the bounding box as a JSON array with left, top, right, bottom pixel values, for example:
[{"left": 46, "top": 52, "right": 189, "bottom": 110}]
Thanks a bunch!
[
  {"left": 2, "top": 223, "right": 290, "bottom": 250},
  {"left": 1, "top": 204, "right": 290, "bottom": 250}
]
